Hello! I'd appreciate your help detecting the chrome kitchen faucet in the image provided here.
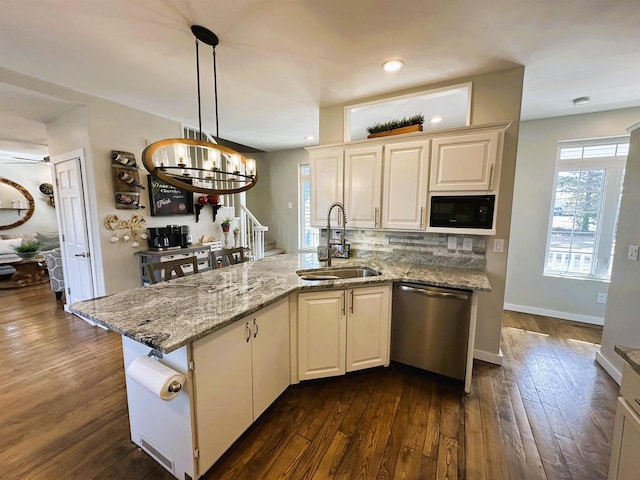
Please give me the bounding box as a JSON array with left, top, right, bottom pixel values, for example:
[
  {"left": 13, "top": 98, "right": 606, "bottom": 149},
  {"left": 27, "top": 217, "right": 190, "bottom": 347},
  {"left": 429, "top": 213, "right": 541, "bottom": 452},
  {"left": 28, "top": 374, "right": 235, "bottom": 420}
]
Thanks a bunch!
[{"left": 326, "top": 202, "right": 347, "bottom": 267}]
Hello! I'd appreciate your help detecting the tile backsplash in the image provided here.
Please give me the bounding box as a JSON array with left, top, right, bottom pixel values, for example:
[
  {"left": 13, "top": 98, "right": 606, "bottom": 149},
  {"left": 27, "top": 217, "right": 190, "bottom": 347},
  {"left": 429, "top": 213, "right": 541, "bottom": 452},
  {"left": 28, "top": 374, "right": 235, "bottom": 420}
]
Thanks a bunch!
[{"left": 321, "top": 229, "right": 486, "bottom": 269}]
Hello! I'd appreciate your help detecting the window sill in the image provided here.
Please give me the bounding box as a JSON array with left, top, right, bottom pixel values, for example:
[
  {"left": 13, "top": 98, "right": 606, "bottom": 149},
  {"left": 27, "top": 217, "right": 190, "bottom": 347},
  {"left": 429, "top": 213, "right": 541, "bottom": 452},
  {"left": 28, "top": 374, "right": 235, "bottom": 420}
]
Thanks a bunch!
[{"left": 543, "top": 272, "right": 611, "bottom": 284}]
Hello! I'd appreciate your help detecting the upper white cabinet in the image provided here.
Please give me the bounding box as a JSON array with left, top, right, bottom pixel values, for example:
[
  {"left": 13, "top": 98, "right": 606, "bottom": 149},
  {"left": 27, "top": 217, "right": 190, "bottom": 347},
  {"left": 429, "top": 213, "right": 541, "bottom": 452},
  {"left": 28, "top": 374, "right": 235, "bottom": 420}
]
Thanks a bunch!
[
  {"left": 430, "top": 130, "right": 501, "bottom": 191},
  {"left": 310, "top": 148, "right": 343, "bottom": 227},
  {"left": 381, "top": 140, "right": 430, "bottom": 230},
  {"left": 344, "top": 145, "right": 383, "bottom": 228},
  {"left": 297, "top": 285, "right": 391, "bottom": 381}
]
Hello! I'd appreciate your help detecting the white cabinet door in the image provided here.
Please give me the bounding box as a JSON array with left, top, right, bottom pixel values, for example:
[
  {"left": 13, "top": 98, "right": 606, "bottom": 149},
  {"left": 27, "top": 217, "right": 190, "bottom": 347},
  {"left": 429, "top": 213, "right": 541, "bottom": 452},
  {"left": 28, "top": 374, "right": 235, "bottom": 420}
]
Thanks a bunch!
[
  {"left": 381, "top": 140, "right": 430, "bottom": 230},
  {"left": 346, "top": 285, "right": 391, "bottom": 372},
  {"left": 344, "top": 145, "right": 383, "bottom": 228},
  {"left": 430, "top": 130, "right": 500, "bottom": 191},
  {"left": 310, "top": 148, "right": 344, "bottom": 227},
  {"left": 609, "top": 397, "right": 640, "bottom": 480},
  {"left": 193, "top": 320, "right": 254, "bottom": 474},
  {"left": 251, "top": 298, "right": 290, "bottom": 419},
  {"left": 298, "top": 289, "right": 346, "bottom": 380}
]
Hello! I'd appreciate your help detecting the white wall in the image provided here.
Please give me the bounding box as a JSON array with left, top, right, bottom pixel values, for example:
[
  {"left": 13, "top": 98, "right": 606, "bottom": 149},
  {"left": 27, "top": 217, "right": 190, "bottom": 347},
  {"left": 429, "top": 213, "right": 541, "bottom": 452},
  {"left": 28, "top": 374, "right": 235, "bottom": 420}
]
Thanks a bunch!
[
  {"left": 0, "top": 163, "right": 58, "bottom": 236},
  {"left": 598, "top": 123, "right": 640, "bottom": 382},
  {"left": 505, "top": 107, "right": 640, "bottom": 325}
]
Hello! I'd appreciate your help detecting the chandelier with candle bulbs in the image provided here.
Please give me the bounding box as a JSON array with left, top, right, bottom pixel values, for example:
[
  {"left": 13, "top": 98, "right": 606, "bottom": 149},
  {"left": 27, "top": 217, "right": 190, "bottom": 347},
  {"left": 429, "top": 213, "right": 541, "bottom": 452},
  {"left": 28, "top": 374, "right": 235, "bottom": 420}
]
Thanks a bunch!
[{"left": 141, "top": 25, "right": 258, "bottom": 195}]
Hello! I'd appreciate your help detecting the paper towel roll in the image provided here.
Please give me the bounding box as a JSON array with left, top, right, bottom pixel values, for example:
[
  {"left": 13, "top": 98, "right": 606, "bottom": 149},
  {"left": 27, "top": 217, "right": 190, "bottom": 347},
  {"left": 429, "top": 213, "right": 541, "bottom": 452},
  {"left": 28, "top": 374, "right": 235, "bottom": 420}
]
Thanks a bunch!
[{"left": 126, "top": 355, "right": 186, "bottom": 401}]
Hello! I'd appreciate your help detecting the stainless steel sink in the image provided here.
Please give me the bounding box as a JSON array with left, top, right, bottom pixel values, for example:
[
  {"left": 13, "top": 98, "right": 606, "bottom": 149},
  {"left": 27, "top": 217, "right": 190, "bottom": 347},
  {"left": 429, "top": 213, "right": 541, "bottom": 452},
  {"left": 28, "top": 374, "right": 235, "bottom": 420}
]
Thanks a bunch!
[{"left": 297, "top": 266, "right": 381, "bottom": 281}]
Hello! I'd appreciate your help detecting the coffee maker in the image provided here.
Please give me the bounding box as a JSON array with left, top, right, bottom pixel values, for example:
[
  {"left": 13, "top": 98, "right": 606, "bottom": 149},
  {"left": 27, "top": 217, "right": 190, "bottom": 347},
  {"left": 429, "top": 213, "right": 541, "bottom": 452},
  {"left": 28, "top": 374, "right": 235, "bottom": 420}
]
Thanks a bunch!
[
  {"left": 146, "top": 225, "right": 191, "bottom": 250},
  {"left": 179, "top": 225, "right": 192, "bottom": 248}
]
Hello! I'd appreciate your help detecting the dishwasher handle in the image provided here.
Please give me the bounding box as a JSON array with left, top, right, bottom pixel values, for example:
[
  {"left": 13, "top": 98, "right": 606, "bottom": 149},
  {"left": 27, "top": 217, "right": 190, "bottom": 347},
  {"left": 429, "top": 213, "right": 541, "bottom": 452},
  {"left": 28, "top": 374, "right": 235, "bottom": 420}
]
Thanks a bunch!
[{"left": 398, "top": 284, "right": 470, "bottom": 301}]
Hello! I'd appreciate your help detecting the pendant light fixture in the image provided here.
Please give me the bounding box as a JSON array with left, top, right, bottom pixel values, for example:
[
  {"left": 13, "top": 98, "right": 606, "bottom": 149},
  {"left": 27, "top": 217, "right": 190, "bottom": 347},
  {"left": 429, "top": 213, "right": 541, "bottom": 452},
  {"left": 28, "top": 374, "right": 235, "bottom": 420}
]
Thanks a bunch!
[{"left": 141, "top": 25, "right": 258, "bottom": 195}]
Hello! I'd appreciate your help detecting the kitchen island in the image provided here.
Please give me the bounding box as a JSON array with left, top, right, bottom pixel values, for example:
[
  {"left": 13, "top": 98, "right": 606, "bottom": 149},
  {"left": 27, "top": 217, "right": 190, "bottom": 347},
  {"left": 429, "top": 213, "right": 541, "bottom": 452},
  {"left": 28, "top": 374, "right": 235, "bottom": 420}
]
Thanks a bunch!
[
  {"left": 71, "top": 253, "right": 490, "bottom": 353},
  {"left": 70, "top": 254, "right": 490, "bottom": 479}
]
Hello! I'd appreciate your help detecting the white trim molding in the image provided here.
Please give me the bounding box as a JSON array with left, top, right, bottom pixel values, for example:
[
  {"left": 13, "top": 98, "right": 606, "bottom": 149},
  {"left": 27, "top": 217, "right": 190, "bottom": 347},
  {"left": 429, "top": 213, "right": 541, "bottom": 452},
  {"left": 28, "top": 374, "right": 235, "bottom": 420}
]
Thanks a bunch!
[
  {"left": 595, "top": 349, "right": 622, "bottom": 385},
  {"left": 504, "top": 303, "right": 604, "bottom": 326},
  {"left": 473, "top": 349, "right": 503, "bottom": 365}
]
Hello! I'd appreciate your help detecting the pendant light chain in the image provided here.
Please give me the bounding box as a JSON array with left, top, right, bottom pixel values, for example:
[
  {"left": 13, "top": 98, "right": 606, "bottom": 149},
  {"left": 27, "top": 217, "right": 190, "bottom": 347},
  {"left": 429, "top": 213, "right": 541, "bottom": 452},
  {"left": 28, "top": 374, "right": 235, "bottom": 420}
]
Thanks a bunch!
[
  {"left": 212, "top": 47, "right": 219, "bottom": 139},
  {"left": 195, "top": 38, "right": 203, "bottom": 141}
]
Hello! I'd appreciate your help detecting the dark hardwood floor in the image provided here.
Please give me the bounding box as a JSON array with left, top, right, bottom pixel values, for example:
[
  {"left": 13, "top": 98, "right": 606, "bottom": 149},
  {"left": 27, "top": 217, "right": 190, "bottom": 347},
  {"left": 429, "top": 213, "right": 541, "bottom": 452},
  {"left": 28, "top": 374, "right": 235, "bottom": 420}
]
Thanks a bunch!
[{"left": 0, "top": 284, "right": 619, "bottom": 479}]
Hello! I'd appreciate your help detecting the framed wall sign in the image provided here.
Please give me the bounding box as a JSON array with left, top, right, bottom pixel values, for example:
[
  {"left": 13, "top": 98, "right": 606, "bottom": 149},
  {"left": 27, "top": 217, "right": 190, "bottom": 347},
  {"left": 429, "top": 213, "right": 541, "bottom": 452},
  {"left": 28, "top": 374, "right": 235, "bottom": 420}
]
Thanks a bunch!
[{"left": 147, "top": 175, "right": 194, "bottom": 216}]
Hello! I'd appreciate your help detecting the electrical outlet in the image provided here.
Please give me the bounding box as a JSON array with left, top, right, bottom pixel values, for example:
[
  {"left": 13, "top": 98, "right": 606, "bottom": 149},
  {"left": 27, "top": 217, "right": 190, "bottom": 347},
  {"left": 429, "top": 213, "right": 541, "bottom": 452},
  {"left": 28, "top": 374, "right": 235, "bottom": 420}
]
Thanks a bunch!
[
  {"left": 493, "top": 239, "right": 505, "bottom": 253},
  {"left": 462, "top": 237, "right": 473, "bottom": 251},
  {"left": 287, "top": 202, "right": 293, "bottom": 209},
  {"left": 596, "top": 292, "right": 607, "bottom": 304},
  {"left": 628, "top": 245, "right": 639, "bottom": 261},
  {"left": 447, "top": 236, "right": 457, "bottom": 250}
]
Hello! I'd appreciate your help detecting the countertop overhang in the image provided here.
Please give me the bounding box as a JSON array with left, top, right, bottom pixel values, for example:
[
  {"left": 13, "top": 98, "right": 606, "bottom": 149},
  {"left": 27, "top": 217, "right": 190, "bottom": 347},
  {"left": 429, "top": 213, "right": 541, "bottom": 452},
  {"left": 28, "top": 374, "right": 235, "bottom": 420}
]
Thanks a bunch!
[{"left": 70, "top": 254, "right": 491, "bottom": 354}]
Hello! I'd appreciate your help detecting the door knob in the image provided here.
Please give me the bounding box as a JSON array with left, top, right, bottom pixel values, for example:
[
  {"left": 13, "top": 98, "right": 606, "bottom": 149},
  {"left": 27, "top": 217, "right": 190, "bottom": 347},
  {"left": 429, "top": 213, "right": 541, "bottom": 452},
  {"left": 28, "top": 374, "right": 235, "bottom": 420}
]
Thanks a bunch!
[{"left": 74, "top": 252, "right": 87, "bottom": 257}]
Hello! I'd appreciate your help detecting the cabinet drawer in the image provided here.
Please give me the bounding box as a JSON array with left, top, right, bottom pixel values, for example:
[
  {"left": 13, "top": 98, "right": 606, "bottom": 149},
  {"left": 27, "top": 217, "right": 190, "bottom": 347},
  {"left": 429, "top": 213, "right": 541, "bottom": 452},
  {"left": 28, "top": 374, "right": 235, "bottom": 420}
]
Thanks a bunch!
[{"left": 621, "top": 363, "right": 640, "bottom": 417}]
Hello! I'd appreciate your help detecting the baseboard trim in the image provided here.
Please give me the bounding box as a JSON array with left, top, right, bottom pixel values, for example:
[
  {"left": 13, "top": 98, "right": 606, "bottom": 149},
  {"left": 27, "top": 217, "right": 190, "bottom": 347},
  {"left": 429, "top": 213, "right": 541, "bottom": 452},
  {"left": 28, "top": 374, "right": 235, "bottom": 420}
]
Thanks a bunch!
[
  {"left": 504, "top": 303, "right": 604, "bottom": 326},
  {"left": 474, "top": 349, "right": 503, "bottom": 365},
  {"left": 67, "top": 306, "right": 100, "bottom": 328},
  {"left": 595, "top": 350, "right": 622, "bottom": 385}
]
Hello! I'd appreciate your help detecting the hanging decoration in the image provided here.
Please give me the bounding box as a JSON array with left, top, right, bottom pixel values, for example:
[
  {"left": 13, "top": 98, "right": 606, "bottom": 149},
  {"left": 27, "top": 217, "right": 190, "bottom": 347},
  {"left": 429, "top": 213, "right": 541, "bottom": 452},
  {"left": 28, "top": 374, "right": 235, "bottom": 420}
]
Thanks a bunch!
[
  {"left": 141, "top": 25, "right": 258, "bottom": 196},
  {"left": 104, "top": 214, "right": 147, "bottom": 248}
]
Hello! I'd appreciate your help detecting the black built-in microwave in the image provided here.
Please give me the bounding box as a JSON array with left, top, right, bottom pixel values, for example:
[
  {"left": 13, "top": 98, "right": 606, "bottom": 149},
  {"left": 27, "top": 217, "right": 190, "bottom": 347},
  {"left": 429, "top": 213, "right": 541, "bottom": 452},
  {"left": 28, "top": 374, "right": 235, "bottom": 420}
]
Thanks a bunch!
[{"left": 429, "top": 195, "right": 495, "bottom": 229}]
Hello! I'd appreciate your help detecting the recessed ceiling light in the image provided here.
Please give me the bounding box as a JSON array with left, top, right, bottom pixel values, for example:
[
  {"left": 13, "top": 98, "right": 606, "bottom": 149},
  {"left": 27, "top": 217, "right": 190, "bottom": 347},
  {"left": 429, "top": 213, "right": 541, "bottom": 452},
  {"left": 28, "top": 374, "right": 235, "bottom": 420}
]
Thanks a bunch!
[
  {"left": 572, "top": 96, "right": 590, "bottom": 106},
  {"left": 305, "top": 135, "right": 315, "bottom": 141},
  {"left": 429, "top": 116, "right": 443, "bottom": 123},
  {"left": 381, "top": 59, "right": 404, "bottom": 72}
]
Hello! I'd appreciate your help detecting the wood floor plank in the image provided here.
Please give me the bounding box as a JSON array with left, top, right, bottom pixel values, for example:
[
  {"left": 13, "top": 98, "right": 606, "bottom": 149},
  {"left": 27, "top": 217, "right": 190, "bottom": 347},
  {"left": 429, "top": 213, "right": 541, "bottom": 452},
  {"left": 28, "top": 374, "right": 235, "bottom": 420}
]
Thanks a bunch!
[{"left": 0, "top": 285, "right": 620, "bottom": 480}]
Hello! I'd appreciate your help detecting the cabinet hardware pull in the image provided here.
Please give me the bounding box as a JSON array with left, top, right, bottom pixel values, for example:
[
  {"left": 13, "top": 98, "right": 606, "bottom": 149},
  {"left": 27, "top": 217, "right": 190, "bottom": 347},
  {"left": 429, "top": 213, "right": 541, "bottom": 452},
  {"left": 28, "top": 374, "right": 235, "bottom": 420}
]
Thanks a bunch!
[
  {"left": 489, "top": 164, "right": 494, "bottom": 189},
  {"left": 350, "top": 290, "right": 354, "bottom": 314},
  {"left": 245, "top": 322, "right": 251, "bottom": 342},
  {"left": 342, "top": 291, "right": 346, "bottom": 315},
  {"left": 420, "top": 206, "right": 424, "bottom": 229},
  {"left": 253, "top": 318, "right": 259, "bottom": 338},
  {"left": 374, "top": 207, "right": 379, "bottom": 227}
]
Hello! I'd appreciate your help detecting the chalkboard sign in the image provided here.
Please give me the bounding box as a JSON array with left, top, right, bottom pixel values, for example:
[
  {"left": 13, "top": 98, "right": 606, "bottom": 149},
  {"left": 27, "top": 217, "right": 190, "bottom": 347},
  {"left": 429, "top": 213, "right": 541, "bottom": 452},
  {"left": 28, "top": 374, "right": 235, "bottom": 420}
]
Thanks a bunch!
[{"left": 147, "top": 175, "right": 194, "bottom": 216}]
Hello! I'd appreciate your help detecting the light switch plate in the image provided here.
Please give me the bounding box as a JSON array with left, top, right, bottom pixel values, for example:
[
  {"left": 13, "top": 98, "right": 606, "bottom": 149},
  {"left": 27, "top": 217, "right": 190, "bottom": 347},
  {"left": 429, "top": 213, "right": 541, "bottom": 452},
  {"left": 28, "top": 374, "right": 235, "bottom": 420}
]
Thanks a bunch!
[
  {"left": 448, "top": 236, "right": 457, "bottom": 250},
  {"left": 493, "top": 239, "right": 505, "bottom": 253},
  {"left": 462, "top": 237, "right": 473, "bottom": 251},
  {"left": 628, "top": 245, "right": 639, "bottom": 261},
  {"left": 596, "top": 292, "right": 607, "bottom": 304}
]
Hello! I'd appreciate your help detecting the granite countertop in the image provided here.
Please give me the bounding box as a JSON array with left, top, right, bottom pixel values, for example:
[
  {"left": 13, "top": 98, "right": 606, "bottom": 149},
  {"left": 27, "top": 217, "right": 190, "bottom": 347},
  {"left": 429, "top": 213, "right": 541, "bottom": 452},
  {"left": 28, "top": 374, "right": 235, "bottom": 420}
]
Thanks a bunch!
[
  {"left": 615, "top": 345, "right": 640, "bottom": 375},
  {"left": 70, "top": 253, "right": 491, "bottom": 354}
]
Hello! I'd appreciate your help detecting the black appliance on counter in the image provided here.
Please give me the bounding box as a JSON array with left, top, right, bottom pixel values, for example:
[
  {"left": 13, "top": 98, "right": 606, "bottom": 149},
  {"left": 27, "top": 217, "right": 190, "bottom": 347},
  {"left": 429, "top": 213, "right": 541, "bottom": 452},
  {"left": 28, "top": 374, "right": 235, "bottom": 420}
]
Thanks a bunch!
[
  {"left": 146, "top": 225, "right": 192, "bottom": 250},
  {"left": 429, "top": 194, "right": 495, "bottom": 229}
]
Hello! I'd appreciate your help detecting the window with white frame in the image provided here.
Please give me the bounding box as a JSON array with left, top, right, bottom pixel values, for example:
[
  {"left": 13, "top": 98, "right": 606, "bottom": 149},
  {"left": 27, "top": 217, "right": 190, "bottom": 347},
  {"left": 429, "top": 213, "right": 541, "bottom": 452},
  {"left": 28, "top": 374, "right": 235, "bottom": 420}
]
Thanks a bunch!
[
  {"left": 299, "top": 163, "right": 319, "bottom": 250},
  {"left": 544, "top": 138, "right": 628, "bottom": 280}
]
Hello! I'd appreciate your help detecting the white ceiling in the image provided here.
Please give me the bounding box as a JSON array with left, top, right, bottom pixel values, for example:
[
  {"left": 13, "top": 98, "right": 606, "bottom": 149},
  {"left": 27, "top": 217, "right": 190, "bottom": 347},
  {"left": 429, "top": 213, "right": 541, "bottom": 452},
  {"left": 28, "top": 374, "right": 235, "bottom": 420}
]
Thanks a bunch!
[{"left": 1, "top": 0, "right": 639, "bottom": 155}]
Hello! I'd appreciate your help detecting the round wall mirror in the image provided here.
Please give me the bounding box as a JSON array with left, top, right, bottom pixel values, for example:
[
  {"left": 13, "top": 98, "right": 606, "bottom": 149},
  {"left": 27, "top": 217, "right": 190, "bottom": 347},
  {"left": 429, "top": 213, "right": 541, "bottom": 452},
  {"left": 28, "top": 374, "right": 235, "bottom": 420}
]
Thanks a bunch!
[{"left": 0, "top": 177, "right": 35, "bottom": 230}]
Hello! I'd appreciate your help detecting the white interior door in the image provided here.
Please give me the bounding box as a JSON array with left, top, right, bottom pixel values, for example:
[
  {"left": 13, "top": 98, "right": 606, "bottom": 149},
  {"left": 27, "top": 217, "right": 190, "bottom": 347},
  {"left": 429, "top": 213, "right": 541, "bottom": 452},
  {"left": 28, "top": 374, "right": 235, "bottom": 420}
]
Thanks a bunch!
[{"left": 54, "top": 156, "right": 95, "bottom": 305}]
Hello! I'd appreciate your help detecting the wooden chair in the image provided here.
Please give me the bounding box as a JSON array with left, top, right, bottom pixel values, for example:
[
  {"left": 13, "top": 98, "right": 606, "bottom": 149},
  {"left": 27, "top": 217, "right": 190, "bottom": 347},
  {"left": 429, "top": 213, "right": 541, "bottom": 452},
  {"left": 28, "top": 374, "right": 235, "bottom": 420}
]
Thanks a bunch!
[
  {"left": 218, "top": 248, "right": 248, "bottom": 267},
  {"left": 146, "top": 256, "right": 198, "bottom": 284}
]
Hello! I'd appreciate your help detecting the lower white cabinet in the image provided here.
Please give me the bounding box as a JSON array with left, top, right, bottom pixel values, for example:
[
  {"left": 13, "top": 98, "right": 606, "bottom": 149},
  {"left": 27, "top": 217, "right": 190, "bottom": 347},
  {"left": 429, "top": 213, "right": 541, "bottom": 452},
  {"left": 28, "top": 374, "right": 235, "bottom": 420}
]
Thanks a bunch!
[
  {"left": 609, "top": 363, "right": 640, "bottom": 480},
  {"left": 192, "top": 298, "right": 290, "bottom": 474},
  {"left": 297, "top": 285, "right": 391, "bottom": 381}
]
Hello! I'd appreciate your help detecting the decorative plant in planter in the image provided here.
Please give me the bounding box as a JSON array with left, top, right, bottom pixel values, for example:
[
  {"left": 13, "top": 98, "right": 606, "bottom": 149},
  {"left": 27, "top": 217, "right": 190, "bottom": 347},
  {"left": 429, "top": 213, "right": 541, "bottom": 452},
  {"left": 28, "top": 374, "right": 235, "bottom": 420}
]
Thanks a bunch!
[
  {"left": 366, "top": 114, "right": 425, "bottom": 138},
  {"left": 13, "top": 240, "right": 41, "bottom": 259},
  {"left": 221, "top": 217, "right": 233, "bottom": 247},
  {"left": 221, "top": 217, "right": 233, "bottom": 233}
]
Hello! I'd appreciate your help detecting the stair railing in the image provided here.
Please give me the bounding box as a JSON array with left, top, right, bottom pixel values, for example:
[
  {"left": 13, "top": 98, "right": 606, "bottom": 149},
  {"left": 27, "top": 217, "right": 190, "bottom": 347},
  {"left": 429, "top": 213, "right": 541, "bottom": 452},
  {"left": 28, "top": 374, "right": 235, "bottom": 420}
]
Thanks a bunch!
[{"left": 239, "top": 203, "right": 268, "bottom": 260}]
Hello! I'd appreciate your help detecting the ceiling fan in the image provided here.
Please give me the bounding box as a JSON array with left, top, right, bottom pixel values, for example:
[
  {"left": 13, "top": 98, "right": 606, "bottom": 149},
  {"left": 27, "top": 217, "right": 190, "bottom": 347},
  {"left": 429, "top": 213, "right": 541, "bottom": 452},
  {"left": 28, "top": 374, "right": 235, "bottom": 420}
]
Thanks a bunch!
[{"left": 0, "top": 155, "right": 49, "bottom": 165}]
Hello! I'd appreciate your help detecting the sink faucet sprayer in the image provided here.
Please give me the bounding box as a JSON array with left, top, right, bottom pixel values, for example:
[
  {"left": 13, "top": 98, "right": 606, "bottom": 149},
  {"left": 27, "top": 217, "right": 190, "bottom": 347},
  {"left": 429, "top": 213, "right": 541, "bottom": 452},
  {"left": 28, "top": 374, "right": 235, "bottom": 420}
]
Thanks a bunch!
[{"left": 326, "top": 202, "right": 347, "bottom": 267}]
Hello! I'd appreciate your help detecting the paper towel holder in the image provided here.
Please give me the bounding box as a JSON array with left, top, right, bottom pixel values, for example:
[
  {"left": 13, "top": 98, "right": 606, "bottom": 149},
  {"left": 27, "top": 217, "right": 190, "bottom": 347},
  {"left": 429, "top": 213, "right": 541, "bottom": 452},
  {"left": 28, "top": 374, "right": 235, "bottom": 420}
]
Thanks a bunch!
[{"left": 147, "top": 348, "right": 163, "bottom": 359}]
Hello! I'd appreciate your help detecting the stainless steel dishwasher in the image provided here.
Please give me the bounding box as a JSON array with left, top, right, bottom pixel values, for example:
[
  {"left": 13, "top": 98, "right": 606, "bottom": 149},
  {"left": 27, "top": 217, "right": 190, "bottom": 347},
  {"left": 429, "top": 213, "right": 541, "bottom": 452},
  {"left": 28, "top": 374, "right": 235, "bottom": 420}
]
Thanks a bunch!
[{"left": 391, "top": 283, "right": 472, "bottom": 381}]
